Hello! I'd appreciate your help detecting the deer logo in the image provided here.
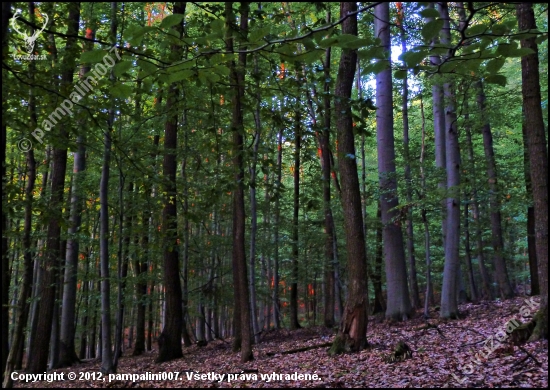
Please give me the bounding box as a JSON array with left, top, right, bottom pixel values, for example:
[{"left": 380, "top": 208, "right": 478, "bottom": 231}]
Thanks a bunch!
[{"left": 11, "top": 10, "right": 49, "bottom": 54}]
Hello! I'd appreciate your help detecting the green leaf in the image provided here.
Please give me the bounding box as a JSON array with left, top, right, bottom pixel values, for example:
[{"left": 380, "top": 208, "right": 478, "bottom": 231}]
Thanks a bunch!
[
  {"left": 166, "top": 69, "right": 194, "bottom": 84},
  {"left": 213, "top": 64, "right": 230, "bottom": 76},
  {"left": 421, "top": 19, "right": 444, "bottom": 42},
  {"left": 137, "top": 59, "right": 157, "bottom": 75},
  {"left": 485, "top": 74, "right": 507, "bottom": 87},
  {"left": 317, "top": 36, "right": 339, "bottom": 49},
  {"left": 465, "top": 23, "right": 488, "bottom": 37},
  {"left": 362, "top": 60, "right": 389, "bottom": 75},
  {"left": 293, "top": 49, "right": 324, "bottom": 65},
  {"left": 507, "top": 47, "right": 535, "bottom": 58},
  {"left": 400, "top": 50, "right": 428, "bottom": 68},
  {"left": 210, "top": 18, "right": 225, "bottom": 31},
  {"left": 394, "top": 69, "right": 407, "bottom": 80},
  {"left": 419, "top": 8, "right": 440, "bottom": 19},
  {"left": 485, "top": 58, "right": 505, "bottom": 74},
  {"left": 491, "top": 23, "right": 511, "bottom": 35},
  {"left": 110, "top": 83, "right": 133, "bottom": 99},
  {"left": 496, "top": 42, "right": 516, "bottom": 56},
  {"left": 160, "top": 14, "right": 185, "bottom": 29},
  {"left": 113, "top": 61, "right": 133, "bottom": 77},
  {"left": 127, "top": 26, "right": 155, "bottom": 46},
  {"left": 358, "top": 46, "right": 385, "bottom": 61},
  {"left": 80, "top": 49, "right": 109, "bottom": 64},
  {"left": 249, "top": 26, "right": 271, "bottom": 44}
]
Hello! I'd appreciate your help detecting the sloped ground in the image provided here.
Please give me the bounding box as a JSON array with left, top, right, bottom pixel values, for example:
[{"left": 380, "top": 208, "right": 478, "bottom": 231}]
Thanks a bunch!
[{"left": 15, "top": 296, "right": 548, "bottom": 388}]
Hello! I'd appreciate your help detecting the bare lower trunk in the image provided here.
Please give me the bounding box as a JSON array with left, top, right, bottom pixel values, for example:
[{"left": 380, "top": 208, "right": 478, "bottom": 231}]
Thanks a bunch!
[
  {"left": 376, "top": 2, "right": 411, "bottom": 321},
  {"left": 330, "top": 2, "right": 368, "bottom": 355},
  {"left": 517, "top": 2, "right": 548, "bottom": 340}
]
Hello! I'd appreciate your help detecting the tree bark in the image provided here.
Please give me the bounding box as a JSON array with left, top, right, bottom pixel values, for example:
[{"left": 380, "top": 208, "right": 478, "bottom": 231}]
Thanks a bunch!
[
  {"left": 476, "top": 80, "right": 514, "bottom": 299},
  {"left": 330, "top": 2, "right": 368, "bottom": 354},
  {"left": 517, "top": 2, "right": 548, "bottom": 340},
  {"left": 156, "top": 1, "right": 186, "bottom": 363},
  {"left": 399, "top": 4, "right": 420, "bottom": 309},
  {"left": 439, "top": 2, "right": 461, "bottom": 320},
  {"left": 226, "top": 2, "right": 253, "bottom": 362},
  {"left": 59, "top": 22, "right": 95, "bottom": 368},
  {"left": 27, "top": 3, "right": 80, "bottom": 373},
  {"left": 290, "top": 110, "right": 302, "bottom": 330},
  {"left": 375, "top": 2, "right": 411, "bottom": 321}
]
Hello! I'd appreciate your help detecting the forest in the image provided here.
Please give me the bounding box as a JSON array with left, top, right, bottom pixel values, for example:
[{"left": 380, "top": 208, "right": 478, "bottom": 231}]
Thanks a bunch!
[{"left": 1, "top": 1, "right": 548, "bottom": 388}]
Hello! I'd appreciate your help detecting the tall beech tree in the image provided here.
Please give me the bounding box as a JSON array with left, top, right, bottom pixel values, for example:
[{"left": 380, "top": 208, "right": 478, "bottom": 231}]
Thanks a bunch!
[
  {"left": 517, "top": 2, "right": 548, "bottom": 340},
  {"left": 156, "top": 2, "right": 186, "bottom": 363},
  {"left": 375, "top": 1, "right": 411, "bottom": 321},
  {"left": 476, "top": 80, "right": 514, "bottom": 299},
  {"left": 397, "top": 2, "right": 420, "bottom": 310},
  {"left": 329, "top": 1, "right": 368, "bottom": 354},
  {"left": 226, "top": 1, "right": 253, "bottom": 362},
  {"left": 27, "top": 3, "right": 80, "bottom": 373},
  {"left": 439, "top": 2, "right": 461, "bottom": 319}
]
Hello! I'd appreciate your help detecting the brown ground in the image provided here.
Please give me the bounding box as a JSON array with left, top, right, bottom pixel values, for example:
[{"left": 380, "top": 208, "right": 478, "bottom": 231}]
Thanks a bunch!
[{"left": 13, "top": 296, "right": 548, "bottom": 388}]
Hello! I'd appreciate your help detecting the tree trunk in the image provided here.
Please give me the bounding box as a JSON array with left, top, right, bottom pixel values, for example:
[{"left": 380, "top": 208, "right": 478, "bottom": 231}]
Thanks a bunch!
[
  {"left": 273, "top": 129, "right": 283, "bottom": 329},
  {"left": 156, "top": 2, "right": 186, "bottom": 364},
  {"left": 398, "top": 2, "right": 420, "bottom": 310},
  {"left": 249, "top": 54, "right": 262, "bottom": 343},
  {"left": 522, "top": 116, "right": 539, "bottom": 296},
  {"left": 1, "top": 3, "right": 12, "bottom": 383},
  {"left": 27, "top": 3, "right": 80, "bottom": 373},
  {"left": 439, "top": 2, "right": 461, "bottom": 320},
  {"left": 517, "top": 2, "right": 548, "bottom": 340},
  {"left": 476, "top": 80, "right": 514, "bottom": 299},
  {"left": 464, "top": 118, "right": 493, "bottom": 300},
  {"left": 427, "top": 3, "right": 447, "bottom": 245},
  {"left": 226, "top": 2, "right": 253, "bottom": 363},
  {"left": 371, "top": 204, "right": 386, "bottom": 314},
  {"left": 58, "top": 21, "right": 95, "bottom": 368},
  {"left": 290, "top": 110, "right": 302, "bottom": 330},
  {"left": 3, "top": 148, "right": 35, "bottom": 387},
  {"left": 375, "top": 2, "right": 411, "bottom": 321},
  {"left": 320, "top": 32, "right": 336, "bottom": 328},
  {"left": 463, "top": 197, "right": 479, "bottom": 303},
  {"left": 329, "top": 2, "right": 368, "bottom": 355}
]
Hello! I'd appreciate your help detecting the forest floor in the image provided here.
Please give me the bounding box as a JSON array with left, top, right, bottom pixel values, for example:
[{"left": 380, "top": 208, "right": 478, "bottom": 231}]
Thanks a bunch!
[{"left": 15, "top": 296, "right": 548, "bottom": 388}]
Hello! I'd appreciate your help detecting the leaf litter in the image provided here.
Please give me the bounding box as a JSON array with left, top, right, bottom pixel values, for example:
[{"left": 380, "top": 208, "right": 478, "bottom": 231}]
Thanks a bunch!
[{"left": 15, "top": 297, "right": 548, "bottom": 388}]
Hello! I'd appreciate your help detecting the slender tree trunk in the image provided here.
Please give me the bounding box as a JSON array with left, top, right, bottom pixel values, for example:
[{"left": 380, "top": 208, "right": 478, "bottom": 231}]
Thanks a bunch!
[
  {"left": 464, "top": 118, "right": 493, "bottom": 300},
  {"left": 371, "top": 204, "right": 385, "bottom": 314},
  {"left": 27, "top": 3, "right": 80, "bottom": 373},
  {"left": 439, "top": 2, "right": 461, "bottom": 319},
  {"left": 476, "top": 80, "right": 514, "bottom": 299},
  {"left": 290, "top": 110, "right": 302, "bottom": 330},
  {"left": 58, "top": 22, "right": 95, "bottom": 368},
  {"left": 419, "top": 93, "right": 434, "bottom": 317},
  {"left": 3, "top": 149, "right": 35, "bottom": 387},
  {"left": 156, "top": 2, "right": 186, "bottom": 364},
  {"left": 1, "top": 3, "right": 12, "bottom": 383},
  {"left": 375, "top": 2, "right": 411, "bottom": 321},
  {"left": 463, "top": 197, "right": 479, "bottom": 303},
  {"left": 226, "top": 2, "right": 253, "bottom": 362},
  {"left": 320, "top": 31, "right": 336, "bottom": 328},
  {"left": 522, "top": 106, "right": 539, "bottom": 296},
  {"left": 330, "top": 2, "right": 368, "bottom": 355},
  {"left": 517, "top": 2, "right": 548, "bottom": 340},
  {"left": 398, "top": 2, "right": 420, "bottom": 310},
  {"left": 249, "top": 54, "right": 261, "bottom": 343},
  {"left": 181, "top": 120, "right": 192, "bottom": 347},
  {"left": 427, "top": 3, "right": 447, "bottom": 246},
  {"left": 273, "top": 129, "right": 283, "bottom": 329}
]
